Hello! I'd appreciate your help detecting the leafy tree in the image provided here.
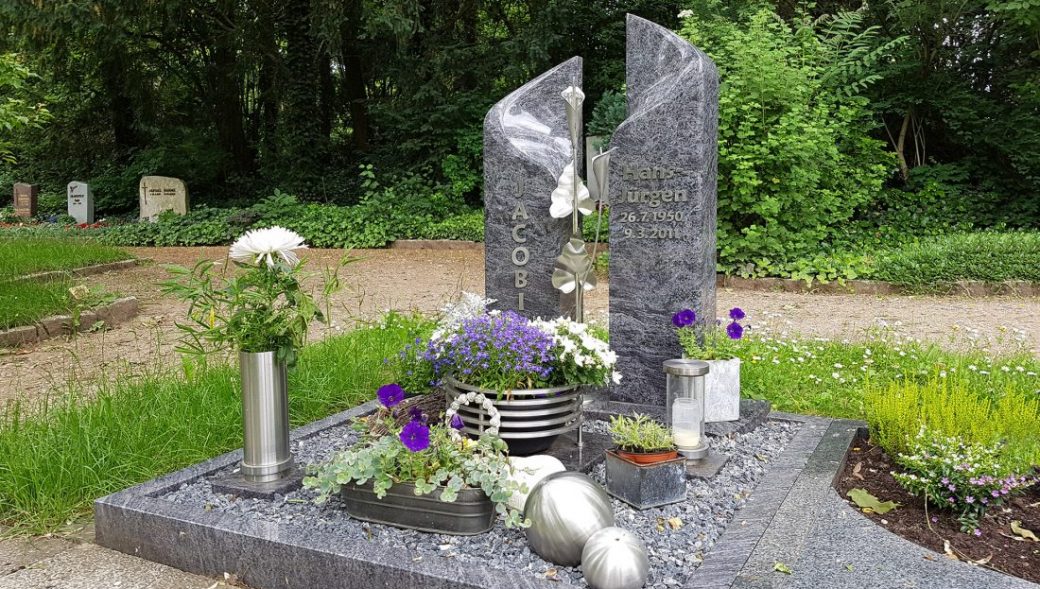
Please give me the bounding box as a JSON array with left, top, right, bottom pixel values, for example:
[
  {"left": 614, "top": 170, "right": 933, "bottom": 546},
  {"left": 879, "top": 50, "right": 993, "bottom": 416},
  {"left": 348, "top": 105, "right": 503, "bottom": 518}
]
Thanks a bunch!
[{"left": 0, "top": 53, "right": 50, "bottom": 164}]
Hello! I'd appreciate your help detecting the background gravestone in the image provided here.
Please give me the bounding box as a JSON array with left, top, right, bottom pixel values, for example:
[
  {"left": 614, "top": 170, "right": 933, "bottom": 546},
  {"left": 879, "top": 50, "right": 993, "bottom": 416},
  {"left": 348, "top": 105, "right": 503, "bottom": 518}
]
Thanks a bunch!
[
  {"left": 609, "top": 15, "right": 719, "bottom": 407},
  {"left": 12, "top": 183, "right": 38, "bottom": 218},
  {"left": 139, "top": 176, "right": 189, "bottom": 222},
  {"left": 67, "top": 181, "right": 95, "bottom": 224},
  {"left": 484, "top": 57, "right": 582, "bottom": 319}
]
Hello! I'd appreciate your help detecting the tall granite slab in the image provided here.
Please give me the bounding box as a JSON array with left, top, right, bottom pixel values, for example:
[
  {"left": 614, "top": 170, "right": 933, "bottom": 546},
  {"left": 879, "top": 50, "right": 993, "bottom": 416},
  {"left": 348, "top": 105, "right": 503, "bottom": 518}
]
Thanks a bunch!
[
  {"left": 609, "top": 15, "right": 718, "bottom": 406},
  {"left": 139, "top": 176, "right": 189, "bottom": 221},
  {"left": 484, "top": 57, "right": 582, "bottom": 319},
  {"left": 12, "top": 183, "right": 38, "bottom": 218},
  {"left": 67, "top": 181, "right": 95, "bottom": 224}
]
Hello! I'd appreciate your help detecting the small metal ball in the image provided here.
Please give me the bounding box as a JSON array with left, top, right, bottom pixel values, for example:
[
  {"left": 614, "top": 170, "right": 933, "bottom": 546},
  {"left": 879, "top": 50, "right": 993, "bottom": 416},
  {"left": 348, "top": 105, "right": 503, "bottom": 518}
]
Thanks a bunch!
[
  {"left": 524, "top": 471, "right": 615, "bottom": 566},
  {"left": 581, "top": 527, "right": 649, "bottom": 589}
]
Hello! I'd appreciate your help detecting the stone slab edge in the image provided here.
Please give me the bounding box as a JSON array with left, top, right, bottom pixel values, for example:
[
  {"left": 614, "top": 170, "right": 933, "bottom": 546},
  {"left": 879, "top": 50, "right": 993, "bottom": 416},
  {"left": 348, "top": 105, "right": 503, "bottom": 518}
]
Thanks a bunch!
[
  {"left": 684, "top": 412, "right": 838, "bottom": 589},
  {"left": 94, "top": 399, "right": 571, "bottom": 589},
  {"left": 12, "top": 259, "right": 140, "bottom": 283},
  {"left": 0, "top": 296, "right": 139, "bottom": 348}
]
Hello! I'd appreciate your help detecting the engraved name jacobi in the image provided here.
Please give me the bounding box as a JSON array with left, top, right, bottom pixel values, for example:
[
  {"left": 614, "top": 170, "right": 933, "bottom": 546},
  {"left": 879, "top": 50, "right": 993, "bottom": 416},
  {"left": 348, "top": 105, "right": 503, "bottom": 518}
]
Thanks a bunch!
[
  {"left": 621, "top": 165, "right": 687, "bottom": 208},
  {"left": 509, "top": 177, "right": 529, "bottom": 311}
]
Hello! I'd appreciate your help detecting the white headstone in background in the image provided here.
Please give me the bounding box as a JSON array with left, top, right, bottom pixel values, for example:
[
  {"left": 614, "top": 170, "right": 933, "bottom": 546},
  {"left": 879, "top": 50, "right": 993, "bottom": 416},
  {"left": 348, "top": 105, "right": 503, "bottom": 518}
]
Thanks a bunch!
[
  {"left": 67, "top": 181, "right": 95, "bottom": 224},
  {"left": 138, "top": 176, "right": 189, "bottom": 222}
]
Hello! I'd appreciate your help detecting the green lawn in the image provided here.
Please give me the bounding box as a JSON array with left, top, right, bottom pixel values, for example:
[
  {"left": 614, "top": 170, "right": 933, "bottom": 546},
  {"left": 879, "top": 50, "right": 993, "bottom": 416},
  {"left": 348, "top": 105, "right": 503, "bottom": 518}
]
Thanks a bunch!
[
  {"left": 0, "top": 237, "right": 132, "bottom": 280},
  {"left": 0, "top": 278, "right": 74, "bottom": 330},
  {"left": 738, "top": 332, "right": 1040, "bottom": 419},
  {"left": 0, "top": 313, "right": 427, "bottom": 533}
]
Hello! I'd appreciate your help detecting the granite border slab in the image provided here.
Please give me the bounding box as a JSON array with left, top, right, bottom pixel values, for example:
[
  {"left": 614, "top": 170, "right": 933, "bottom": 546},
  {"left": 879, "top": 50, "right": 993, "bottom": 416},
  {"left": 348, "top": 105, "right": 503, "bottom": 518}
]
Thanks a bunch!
[
  {"left": 688, "top": 416, "right": 1040, "bottom": 589},
  {"left": 96, "top": 400, "right": 575, "bottom": 589}
]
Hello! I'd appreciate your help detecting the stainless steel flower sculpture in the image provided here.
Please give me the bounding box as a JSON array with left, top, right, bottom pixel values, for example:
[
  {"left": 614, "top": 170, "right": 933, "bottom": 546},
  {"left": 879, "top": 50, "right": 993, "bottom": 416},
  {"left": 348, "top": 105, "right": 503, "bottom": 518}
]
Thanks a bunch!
[{"left": 550, "top": 85, "right": 612, "bottom": 322}]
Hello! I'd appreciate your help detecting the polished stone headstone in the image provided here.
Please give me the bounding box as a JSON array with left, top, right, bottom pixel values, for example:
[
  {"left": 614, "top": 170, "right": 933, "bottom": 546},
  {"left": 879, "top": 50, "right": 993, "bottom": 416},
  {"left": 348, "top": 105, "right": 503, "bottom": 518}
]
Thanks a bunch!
[
  {"left": 67, "top": 181, "right": 95, "bottom": 224},
  {"left": 139, "top": 176, "right": 189, "bottom": 221},
  {"left": 609, "top": 15, "right": 718, "bottom": 406},
  {"left": 12, "top": 183, "right": 38, "bottom": 218},
  {"left": 484, "top": 57, "right": 582, "bottom": 319}
]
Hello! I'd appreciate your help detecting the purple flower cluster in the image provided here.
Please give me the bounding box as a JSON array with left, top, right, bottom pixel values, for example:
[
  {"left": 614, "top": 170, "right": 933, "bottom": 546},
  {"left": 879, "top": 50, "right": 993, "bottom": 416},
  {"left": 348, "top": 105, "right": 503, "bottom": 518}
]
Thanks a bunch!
[
  {"left": 426, "top": 311, "right": 555, "bottom": 387},
  {"left": 672, "top": 309, "right": 696, "bottom": 328},
  {"left": 672, "top": 306, "right": 746, "bottom": 340}
]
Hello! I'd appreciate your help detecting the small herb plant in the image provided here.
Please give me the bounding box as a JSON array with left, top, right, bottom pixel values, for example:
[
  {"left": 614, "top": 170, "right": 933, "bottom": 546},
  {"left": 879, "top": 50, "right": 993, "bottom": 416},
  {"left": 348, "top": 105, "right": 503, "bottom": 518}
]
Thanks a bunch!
[
  {"left": 675, "top": 306, "right": 748, "bottom": 360},
  {"left": 304, "top": 385, "right": 527, "bottom": 528},
  {"left": 892, "top": 428, "right": 1036, "bottom": 534},
  {"left": 162, "top": 227, "right": 343, "bottom": 366},
  {"left": 608, "top": 414, "right": 675, "bottom": 453}
]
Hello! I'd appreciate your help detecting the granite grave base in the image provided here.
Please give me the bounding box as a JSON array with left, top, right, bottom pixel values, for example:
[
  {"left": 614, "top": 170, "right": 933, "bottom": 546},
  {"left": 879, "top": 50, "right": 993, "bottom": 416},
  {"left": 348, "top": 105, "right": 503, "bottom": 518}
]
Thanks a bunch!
[{"left": 93, "top": 399, "right": 831, "bottom": 589}]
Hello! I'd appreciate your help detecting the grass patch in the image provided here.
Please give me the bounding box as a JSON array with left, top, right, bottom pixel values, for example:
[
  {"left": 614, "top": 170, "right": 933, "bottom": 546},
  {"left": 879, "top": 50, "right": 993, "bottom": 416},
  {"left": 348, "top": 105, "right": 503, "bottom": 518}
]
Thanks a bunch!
[
  {"left": 868, "top": 231, "right": 1040, "bottom": 287},
  {"left": 0, "top": 236, "right": 132, "bottom": 280},
  {"left": 0, "top": 313, "right": 430, "bottom": 533},
  {"left": 737, "top": 332, "right": 1040, "bottom": 420},
  {"left": 0, "top": 278, "right": 74, "bottom": 330}
]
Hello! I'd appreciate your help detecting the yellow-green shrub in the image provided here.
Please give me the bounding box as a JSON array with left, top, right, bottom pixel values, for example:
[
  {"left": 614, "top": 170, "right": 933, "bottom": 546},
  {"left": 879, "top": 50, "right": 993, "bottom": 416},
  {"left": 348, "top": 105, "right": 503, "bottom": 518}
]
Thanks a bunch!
[{"left": 865, "top": 376, "right": 1040, "bottom": 472}]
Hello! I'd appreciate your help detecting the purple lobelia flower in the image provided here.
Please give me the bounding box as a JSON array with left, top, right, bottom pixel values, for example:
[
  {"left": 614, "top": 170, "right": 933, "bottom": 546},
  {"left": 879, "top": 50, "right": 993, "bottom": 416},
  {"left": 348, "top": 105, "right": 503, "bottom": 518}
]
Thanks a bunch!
[
  {"left": 400, "top": 419, "right": 431, "bottom": 452},
  {"left": 377, "top": 383, "right": 405, "bottom": 408},
  {"left": 726, "top": 321, "right": 744, "bottom": 340},
  {"left": 450, "top": 413, "right": 465, "bottom": 430},
  {"left": 729, "top": 307, "right": 746, "bottom": 320},
  {"left": 672, "top": 309, "right": 696, "bottom": 328},
  {"left": 425, "top": 311, "right": 555, "bottom": 386}
]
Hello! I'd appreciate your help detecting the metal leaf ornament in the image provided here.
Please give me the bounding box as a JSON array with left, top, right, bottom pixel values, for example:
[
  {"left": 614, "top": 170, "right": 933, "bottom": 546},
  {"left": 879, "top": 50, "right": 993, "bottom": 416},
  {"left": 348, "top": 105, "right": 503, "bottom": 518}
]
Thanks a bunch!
[
  {"left": 550, "top": 162, "right": 594, "bottom": 219},
  {"left": 561, "top": 86, "right": 584, "bottom": 147},
  {"left": 552, "top": 237, "right": 597, "bottom": 294}
]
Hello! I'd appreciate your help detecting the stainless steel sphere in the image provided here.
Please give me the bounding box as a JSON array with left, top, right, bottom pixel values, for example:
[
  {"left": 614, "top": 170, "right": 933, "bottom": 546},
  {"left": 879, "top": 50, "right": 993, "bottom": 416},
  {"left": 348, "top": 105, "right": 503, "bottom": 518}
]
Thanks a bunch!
[
  {"left": 524, "top": 471, "right": 615, "bottom": 566},
  {"left": 581, "top": 527, "right": 649, "bottom": 589}
]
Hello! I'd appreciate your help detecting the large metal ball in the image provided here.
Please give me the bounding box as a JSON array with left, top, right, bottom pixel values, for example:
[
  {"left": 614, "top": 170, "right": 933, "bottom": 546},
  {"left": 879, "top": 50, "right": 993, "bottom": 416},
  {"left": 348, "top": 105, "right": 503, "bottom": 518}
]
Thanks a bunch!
[
  {"left": 524, "top": 471, "right": 615, "bottom": 566},
  {"left": 507, "top": 455, "right": 566, "bottom": 513},
  {"left": 581, "top": 527, "right": 649, "bottom": 589}
]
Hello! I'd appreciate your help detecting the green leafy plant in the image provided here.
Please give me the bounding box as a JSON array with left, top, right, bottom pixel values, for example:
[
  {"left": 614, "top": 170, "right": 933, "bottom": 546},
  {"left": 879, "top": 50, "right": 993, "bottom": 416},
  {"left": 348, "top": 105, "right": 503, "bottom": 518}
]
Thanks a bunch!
[
  {"left": 893, "top": 428, "right": 1036, "bottom": 533},
  {"left": 304, "top": 388, "right": 526, "bottom": 528},
  {"left": 608, "top": 414, "right": 675, "bottom": 453},
  {"left": 161, "top": 227, "right": 343, "bottom": 366}
]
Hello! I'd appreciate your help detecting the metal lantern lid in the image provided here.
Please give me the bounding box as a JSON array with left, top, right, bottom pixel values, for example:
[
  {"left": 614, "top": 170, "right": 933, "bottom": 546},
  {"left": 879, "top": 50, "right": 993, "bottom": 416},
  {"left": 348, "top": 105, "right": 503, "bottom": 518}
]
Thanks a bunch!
[{"left": 662, "top": 359, "right": 709, "bottom": 377}]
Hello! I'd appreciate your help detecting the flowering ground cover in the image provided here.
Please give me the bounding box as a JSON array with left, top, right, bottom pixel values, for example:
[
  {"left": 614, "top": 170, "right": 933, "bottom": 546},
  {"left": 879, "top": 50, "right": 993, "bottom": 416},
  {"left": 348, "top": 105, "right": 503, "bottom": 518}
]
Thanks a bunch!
[{"left": 736, "top": 329, "right": 1039, "bottom": 419}]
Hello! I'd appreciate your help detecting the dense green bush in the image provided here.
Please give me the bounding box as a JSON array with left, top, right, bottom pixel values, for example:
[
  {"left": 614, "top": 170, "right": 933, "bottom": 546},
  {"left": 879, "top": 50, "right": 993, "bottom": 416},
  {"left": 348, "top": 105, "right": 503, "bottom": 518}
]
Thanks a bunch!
[
  {"left": 868, "top": 231, "right": 1040, "bottom": 287},
  {"left": 679, "top": 6, "right": 898, "bottom": 281}
]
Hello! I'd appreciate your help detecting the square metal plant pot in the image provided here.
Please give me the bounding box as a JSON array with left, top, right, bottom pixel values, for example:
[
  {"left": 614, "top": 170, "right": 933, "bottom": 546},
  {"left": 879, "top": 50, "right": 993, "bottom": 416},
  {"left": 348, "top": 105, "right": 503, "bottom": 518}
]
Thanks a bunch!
[{"left": 604, "top": 450, "right": 687, "bottom": 510}]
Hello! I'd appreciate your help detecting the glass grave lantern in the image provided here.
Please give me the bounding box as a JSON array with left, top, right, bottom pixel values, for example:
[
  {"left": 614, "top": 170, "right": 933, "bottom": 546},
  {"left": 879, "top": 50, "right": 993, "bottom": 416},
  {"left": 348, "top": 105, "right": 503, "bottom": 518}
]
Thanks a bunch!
[{"left": 663, "top": 359, "right": 709, "bottom": 460}]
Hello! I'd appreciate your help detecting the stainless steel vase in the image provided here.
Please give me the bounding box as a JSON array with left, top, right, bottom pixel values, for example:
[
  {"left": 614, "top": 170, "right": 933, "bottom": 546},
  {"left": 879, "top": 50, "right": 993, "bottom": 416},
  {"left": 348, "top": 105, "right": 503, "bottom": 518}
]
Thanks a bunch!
[{"left": 239, "top": 351, "right": 292, "bottom": 482}]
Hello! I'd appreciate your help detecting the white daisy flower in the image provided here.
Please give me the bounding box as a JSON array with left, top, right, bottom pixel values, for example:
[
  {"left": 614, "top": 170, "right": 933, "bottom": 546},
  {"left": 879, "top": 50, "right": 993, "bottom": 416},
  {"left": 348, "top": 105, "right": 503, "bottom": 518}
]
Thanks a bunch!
[{"left": 229, "top": 226, "right": 308, "bottom": 268}]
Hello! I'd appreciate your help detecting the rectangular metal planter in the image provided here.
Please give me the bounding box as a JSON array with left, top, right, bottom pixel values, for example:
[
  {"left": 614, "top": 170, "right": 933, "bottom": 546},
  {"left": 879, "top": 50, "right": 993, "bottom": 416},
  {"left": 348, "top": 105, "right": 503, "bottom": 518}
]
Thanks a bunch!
[
  {"left": 340, "top": 479, "right": 496, "bottom": 536},
  {"left": 605, "top": 450, "right": 687, "bottom": 510}
]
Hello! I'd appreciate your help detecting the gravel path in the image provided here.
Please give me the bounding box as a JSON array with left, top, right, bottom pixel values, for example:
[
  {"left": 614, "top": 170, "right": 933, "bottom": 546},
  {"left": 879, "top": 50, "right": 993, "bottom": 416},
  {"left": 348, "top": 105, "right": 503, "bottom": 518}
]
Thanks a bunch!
[
  {"left": 163, "top": 418, "right": 799, "bottom": 588},
  {"left": 2, "top": 246, "right": 1038, "bottom": 406}
]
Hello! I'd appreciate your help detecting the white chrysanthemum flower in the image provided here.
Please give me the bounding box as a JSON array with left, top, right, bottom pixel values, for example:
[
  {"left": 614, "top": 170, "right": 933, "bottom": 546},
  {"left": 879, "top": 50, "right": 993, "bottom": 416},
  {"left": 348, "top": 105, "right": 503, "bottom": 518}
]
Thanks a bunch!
[{"left": 229, "top": 226, "right": 308, "bottom": 268}]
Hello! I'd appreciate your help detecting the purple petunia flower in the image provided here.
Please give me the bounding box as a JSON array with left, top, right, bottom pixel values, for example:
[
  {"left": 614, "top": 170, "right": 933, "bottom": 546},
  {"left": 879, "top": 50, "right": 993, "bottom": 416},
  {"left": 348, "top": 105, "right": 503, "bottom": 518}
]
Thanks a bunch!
[
  {"left": 450, "top": 413, "right": 465, "bottom": 430},
  {"left": 400, "top": 420, "right": 431, "bottom": 452},
  {"left": 377, "top": 383, "right": 405, "bottom": 408},
  {"left": 729, "top": 307, "right": 746, "bottom": 320},
  {"left": 672, "top": 309, "right": 696, "bottom": 328},
  {"left": 973, "top": 529, "right": 982, "bottom": 537},
  {"left": 409, "top": 406, "right": 427, "bottom": 423},
  {"left": 726, "top": 321, "right": 744, "bottom": 340}
]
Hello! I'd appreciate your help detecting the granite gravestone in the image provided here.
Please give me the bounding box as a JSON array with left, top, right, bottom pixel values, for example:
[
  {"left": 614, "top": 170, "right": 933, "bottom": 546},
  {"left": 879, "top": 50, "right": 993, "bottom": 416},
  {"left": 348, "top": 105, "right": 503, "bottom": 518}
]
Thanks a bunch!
[
  {"left": 609, "top": 15, "right": 718, "bottom": 407},
  {"left": 12, "top": 183, "right": 38, "bottom": 218},
  {"left": 139, "top": 176, "right": 189, "bottom": 222},
  {"left": 67, "top": 181, "right": 95, "bottom": 224},
  {"left": 484, "top": 57, "right": 582, "bottom": 319}
]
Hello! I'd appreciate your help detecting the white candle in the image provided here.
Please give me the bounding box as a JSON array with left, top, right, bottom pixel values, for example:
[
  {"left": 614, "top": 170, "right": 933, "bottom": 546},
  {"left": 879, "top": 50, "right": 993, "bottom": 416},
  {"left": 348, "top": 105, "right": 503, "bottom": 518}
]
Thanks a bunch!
[{"left": 673, "top": 429, "right": 701, "bottom": 448}]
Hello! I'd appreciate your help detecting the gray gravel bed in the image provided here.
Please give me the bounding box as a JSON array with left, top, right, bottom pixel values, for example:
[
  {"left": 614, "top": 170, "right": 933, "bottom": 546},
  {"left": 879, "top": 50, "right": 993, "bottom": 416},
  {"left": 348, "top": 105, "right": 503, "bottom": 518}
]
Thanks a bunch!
[{"left": 163, "top": 419, "right": 799, "bottom": 588}]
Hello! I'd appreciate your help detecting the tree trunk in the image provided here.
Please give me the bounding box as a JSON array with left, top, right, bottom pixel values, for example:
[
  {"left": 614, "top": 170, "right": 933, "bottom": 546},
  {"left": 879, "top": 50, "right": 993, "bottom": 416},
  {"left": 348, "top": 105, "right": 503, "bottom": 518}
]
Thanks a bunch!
[
  {"left": 99, "top": 53, "right": 141, "bottom": 153},
  {"left": 210, "top": 0, "right": 253, "bottom": 174},
  {"left": 340, "top": 1, "right": 370, "bottom": 151}
]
